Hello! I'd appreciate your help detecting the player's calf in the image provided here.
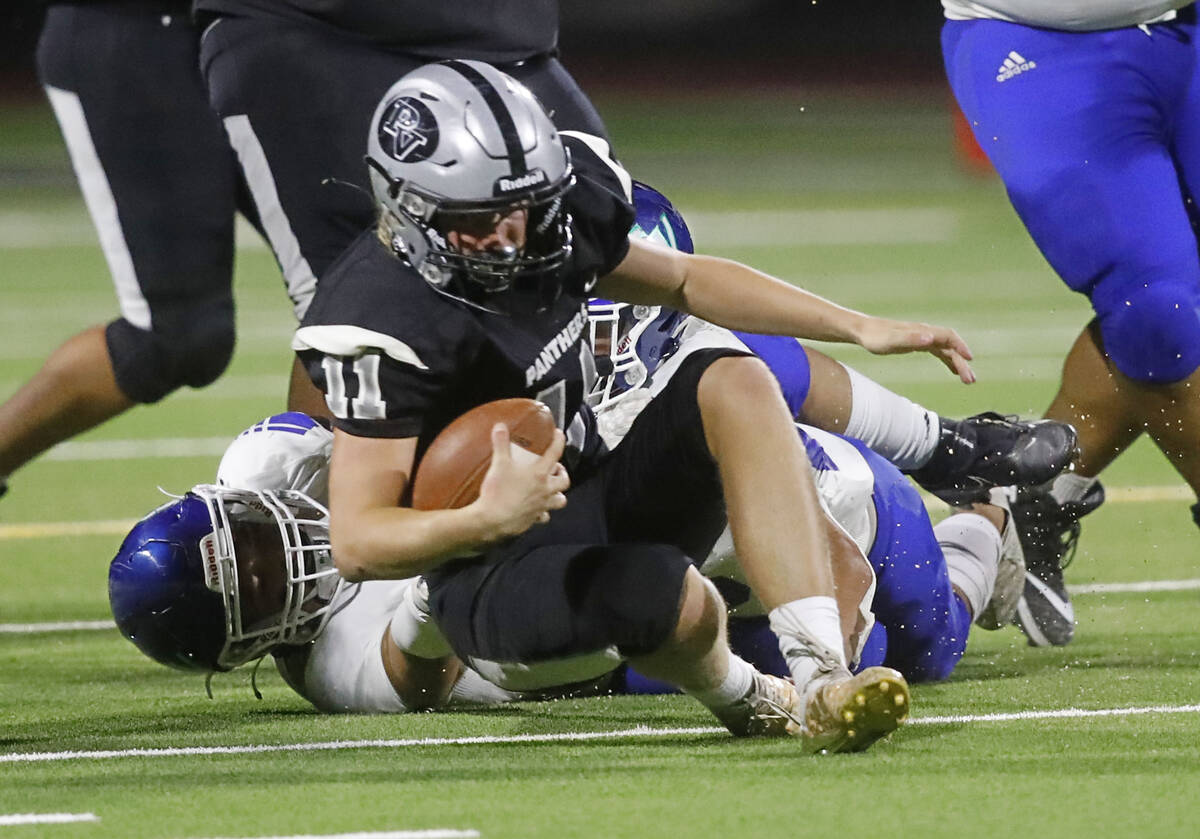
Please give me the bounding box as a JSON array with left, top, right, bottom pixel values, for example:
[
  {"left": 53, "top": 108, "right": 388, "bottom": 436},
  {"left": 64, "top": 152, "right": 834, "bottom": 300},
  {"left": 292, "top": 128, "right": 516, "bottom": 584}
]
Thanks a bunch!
[{"left": 938, "top": 488, "right": 1026, "bottom": 632}]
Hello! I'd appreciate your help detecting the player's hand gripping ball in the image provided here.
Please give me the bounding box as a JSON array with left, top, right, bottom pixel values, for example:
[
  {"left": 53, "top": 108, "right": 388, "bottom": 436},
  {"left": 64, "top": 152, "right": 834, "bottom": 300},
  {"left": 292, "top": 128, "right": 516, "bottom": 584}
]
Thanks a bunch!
[{"left": 411, "top": 398, "right": 558, "bottom": 510}]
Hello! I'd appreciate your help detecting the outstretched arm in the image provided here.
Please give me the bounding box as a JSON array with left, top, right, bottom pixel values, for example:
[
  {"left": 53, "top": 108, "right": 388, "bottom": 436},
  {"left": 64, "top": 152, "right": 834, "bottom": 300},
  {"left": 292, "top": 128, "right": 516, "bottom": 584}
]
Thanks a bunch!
[{"left": 594, "top": 238, "right": 975, "bottom": 383}]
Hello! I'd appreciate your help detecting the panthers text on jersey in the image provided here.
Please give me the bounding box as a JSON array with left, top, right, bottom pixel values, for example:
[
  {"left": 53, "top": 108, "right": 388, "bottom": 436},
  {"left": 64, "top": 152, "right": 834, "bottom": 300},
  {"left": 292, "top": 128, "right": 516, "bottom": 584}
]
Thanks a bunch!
[{"left": 293, "top": 136, "right": 635, "bottom": 468}]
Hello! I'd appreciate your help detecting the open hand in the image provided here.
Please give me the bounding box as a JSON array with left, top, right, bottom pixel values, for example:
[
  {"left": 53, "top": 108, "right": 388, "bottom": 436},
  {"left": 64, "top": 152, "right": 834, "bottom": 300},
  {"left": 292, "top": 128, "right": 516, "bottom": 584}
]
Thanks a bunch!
[{"left": 856, "top": 317, "right": 975, "bottom": 383}]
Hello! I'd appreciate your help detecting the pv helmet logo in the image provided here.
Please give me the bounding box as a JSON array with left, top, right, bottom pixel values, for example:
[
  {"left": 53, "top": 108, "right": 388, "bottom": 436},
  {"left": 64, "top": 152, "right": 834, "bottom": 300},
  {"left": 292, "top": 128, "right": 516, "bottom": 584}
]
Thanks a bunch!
[{"left": 378, "top": 96, "right": 439, "bottom": 162}]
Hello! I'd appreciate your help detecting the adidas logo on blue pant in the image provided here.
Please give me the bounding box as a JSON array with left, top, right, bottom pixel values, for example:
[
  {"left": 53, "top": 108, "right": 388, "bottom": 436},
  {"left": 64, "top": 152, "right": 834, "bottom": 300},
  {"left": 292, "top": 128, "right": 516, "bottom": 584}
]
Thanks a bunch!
[{"left": 997, "top": 51, "right": 1036, "bottom": 82}]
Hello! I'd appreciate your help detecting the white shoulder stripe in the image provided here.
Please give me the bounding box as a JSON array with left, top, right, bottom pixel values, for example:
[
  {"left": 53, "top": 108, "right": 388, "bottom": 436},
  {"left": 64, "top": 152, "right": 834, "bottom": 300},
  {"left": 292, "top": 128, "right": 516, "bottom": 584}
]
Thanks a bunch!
[
  {"left": 559, "top": 131, "right": 633, "bottom": 201},
  {"left": 292, "top": 325, "right": 429, "bottom": 370}
]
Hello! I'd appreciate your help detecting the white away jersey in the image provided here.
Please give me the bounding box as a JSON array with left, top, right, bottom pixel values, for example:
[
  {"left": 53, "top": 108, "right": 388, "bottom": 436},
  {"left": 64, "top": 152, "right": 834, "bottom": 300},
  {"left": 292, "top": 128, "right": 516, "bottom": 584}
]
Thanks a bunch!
[
  {"left": 217, "top": 413, "right": 516, "bottom": 712},
  {"left": 942, "top": 0, "right": 1191, "bottom": 29}
]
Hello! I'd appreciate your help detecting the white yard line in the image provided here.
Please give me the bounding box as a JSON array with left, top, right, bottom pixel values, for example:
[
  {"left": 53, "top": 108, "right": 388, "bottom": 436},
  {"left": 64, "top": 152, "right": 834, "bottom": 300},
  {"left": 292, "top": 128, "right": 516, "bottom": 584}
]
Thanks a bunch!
[
  {"left": 919, "top": 483, "right": 1194, "bottom": 510},
  {"left": 1, "top": 483, "right": 1187, "bottom": 543},
  {"left": 1, "top": 208, "right": 957, "bottom": 251},
  {"left": 3, "top": 576, "right": 1196, "bottom": 636},
  {"left": 0, "top": 620, "right": 115, "bottom": 634},
  {"left": 0, "top": 813, "right": 98, "bottom": 826},
  {"left": 43, "top": 437, "right": 231, "bottom": 462},
  {"left": 0, "top": 374, "right": 290, "bottom": 401},
  {"left": 0, "top": 520, "right": 136, "bottom": 540},
  {"left": 913, "top": 704, "right": 1200, "bottom": 725},
  {"left": 1069, "top": 579, "right": 1200, "bottom": 594},
  {"left": 686, "top": 207, "right": 959, "bottom": 247},
  {"left": 198, "top": 832, "right": 478, "bottom": 839},
  {"left": 3, "top": 705, "right": 1199, "bottom": 765}
]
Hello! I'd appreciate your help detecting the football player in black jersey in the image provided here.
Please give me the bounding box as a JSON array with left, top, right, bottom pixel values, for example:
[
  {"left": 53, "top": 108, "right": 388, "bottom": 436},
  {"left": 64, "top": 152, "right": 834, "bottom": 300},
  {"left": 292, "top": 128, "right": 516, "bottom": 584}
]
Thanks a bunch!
[
  {"left": 195, "top": 0, "right": 605, "bottom": 414},
  {"left": 0, "top": 1, "right": 258, "bottom": 500},
  {"left": 295, "top": 61, "right": 976, "bottom": 753}
]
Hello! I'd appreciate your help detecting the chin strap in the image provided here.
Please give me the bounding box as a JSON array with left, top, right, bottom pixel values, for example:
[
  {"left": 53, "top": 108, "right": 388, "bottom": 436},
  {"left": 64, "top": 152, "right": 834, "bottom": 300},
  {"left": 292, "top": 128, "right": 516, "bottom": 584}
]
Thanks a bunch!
[
  {"left": 203, "top": 659, "right": 266, "bottom": 701},
  {"left": 250, "top": 657, "right": 265, "bottom": 701}
]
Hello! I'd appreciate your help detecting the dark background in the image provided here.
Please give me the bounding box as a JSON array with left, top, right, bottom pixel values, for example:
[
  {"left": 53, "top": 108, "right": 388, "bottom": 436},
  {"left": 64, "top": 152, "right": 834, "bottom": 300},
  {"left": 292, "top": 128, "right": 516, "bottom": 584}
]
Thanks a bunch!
[{"left": 0, "top": 0, "right": 950, "bottom": 91}]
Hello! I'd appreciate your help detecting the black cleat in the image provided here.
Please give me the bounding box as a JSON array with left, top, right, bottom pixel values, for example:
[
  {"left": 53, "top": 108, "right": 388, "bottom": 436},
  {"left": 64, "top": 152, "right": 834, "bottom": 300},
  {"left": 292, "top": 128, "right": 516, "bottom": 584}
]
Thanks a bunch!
[
  {"left": 1010, "top": 481, "right": 1105, "bottom": 647},
  {"left": 909, "top": 412, "right": 1078, "bottom": 505}
]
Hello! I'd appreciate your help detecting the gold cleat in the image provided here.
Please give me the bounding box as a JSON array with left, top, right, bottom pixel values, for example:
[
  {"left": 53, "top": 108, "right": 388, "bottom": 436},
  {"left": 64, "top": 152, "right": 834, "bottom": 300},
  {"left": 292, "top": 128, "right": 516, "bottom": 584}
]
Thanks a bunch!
[{"left": 800, "top": 666, "right": 910, "bottom": 754}]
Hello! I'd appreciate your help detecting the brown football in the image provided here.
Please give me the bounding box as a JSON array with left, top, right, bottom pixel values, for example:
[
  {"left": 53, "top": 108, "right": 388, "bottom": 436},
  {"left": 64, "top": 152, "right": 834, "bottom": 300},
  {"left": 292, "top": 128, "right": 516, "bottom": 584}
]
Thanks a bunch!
[{"left": 410, "top": 398, "right": 558, "bottom": 510}]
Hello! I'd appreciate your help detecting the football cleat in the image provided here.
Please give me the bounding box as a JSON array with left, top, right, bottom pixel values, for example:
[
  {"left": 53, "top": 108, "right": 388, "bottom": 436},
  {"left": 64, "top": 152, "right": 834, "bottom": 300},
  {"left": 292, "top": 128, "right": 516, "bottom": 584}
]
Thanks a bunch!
[
  {"left": 909, "top": 413, "right": 1078, "bottom": 505},
  {"left": 801, "top": 666, "right": 910, "bottom": 754},
  {"left": 974, "top": 487, "right": 1027, "bottom": 630},
  {"left": 713, "top": 671, "right": 804, "bottom": 738},
  {"left": 1010, "top": 481, "right": 1105, "bottom": 647}
]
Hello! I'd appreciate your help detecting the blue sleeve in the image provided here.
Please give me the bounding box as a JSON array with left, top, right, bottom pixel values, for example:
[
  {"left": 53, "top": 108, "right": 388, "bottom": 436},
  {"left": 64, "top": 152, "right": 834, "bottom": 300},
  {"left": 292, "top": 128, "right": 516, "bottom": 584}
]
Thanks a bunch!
[{"left": 731, "top": 332, "right": 811, "bottom": 416}]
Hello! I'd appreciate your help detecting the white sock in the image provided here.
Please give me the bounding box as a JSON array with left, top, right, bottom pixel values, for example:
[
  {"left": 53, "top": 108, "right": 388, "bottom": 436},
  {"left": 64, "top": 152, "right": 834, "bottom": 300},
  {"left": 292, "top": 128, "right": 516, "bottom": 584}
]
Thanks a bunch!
[
  {"left": 448, "top": 668, "right": 521, "bottom": 706},
  {"left": 388, "top": 578, "right": 453, "bottom": 659},
  {"left": 687, "top": 650, "right": 756, "bottom": 709},
  {"left": 769, "top": 597, "right": 847, "bottom": 691},
  {"left": 1051, "top": 472, "right": 1097, "bottom": 505},
  {"left": 842, "top": 364, "right": 941, "bottom": 470},
  {"left": 936, "top": 513, "right": 1002, "bottom": 619}
]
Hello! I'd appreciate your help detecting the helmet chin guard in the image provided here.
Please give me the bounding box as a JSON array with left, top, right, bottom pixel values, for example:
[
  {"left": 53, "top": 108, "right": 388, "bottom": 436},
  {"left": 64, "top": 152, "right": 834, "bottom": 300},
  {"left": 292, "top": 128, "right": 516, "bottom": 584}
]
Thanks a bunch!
[
  {"left": 366, "top": 59, "right": 574, "bottom": 315},
  {"left": 109, "top": 485, "right": 341, "bottom": 673}
]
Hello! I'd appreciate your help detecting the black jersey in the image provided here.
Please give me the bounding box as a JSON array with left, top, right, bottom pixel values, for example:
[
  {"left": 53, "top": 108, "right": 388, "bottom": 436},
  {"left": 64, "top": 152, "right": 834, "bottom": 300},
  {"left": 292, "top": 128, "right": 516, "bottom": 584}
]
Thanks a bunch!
[
  {"left": 192, "top": 0, "right": 558, "bottom": 62},
  {"left": 294, "top": 137, "right": 634, "bottom": 467}
]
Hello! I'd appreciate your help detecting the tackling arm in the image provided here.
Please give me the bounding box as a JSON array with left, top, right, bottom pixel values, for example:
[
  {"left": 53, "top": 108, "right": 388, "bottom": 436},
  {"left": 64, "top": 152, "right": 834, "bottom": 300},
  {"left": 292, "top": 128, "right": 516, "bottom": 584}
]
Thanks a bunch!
[{"left": 594, "top": 238, "right": 975, "bottom": 383}]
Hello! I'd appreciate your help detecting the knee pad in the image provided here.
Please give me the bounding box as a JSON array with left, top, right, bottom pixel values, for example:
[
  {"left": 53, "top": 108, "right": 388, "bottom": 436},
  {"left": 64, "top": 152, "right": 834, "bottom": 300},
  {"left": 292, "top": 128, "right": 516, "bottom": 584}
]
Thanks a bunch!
[
  {"left": 1093, "top": 279, "right": 1200, "bottom": 383},
  {"left": 572, "top": 544, "right": 691, "bottom": 658},
  {"left": 106, "top": 311, "right": 235, "bottom": 403}
]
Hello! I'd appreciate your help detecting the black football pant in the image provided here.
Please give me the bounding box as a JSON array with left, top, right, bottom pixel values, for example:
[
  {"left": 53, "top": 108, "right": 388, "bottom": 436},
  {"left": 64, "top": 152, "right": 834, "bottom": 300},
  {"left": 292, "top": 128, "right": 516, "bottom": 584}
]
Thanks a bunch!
[
  {"left": 426, "top": 349, "right": 749, "bottom": 689},
  {"left": 38, "top": 2, "right": 257, "bottom": 402}
]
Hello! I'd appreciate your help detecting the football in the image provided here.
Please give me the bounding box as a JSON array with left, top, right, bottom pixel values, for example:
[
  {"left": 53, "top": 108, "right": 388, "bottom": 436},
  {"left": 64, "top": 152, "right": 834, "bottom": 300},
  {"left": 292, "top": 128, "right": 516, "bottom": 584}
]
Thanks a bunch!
[{"left": 410, "top": 398, "right": 558, "bottom": 510}]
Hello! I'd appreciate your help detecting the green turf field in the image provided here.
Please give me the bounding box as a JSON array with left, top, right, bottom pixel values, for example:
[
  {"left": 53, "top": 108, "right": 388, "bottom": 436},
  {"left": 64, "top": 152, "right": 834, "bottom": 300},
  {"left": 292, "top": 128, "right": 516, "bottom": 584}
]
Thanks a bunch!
[{"left": 2, "top": 86, "right": 1198, "bottom": 838}]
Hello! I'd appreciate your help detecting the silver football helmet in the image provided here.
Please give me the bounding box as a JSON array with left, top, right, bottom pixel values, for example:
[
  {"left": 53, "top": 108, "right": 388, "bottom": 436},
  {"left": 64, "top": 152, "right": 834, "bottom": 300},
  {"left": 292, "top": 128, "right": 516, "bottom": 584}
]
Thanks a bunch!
[{"left": 366, "top": 59, "right": 573, "bottom": 315}]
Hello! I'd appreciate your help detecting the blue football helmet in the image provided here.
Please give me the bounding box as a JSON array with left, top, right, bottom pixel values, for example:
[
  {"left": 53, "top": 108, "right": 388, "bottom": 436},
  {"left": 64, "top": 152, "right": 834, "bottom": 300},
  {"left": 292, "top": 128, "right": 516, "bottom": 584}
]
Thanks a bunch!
[
  {"left": 109, "top": 485, "right": 341, "bottom": 672},
  {"left": 587, "top": 182, "right": 693, "bottom": 410}
]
